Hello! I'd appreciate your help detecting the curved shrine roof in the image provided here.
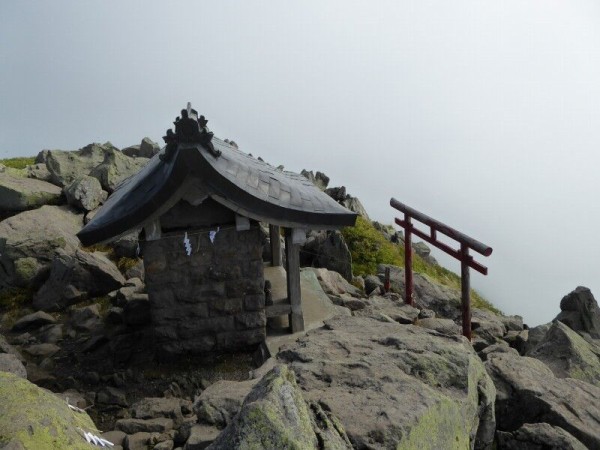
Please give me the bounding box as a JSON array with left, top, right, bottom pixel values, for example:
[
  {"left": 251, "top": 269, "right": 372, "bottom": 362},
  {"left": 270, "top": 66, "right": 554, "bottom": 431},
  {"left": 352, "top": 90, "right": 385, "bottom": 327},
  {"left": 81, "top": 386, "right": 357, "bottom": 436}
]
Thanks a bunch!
[{"left": 77, "top": 106, "right": 357, "bottom": 246}]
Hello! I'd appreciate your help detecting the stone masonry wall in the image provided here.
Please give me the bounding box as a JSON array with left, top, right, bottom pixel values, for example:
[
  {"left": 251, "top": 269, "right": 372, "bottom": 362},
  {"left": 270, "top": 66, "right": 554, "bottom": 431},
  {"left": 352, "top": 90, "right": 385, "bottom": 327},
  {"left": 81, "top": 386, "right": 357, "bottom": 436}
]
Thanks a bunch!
[{"left": 143, "top": 225, "right": 266, "bottom": 360}]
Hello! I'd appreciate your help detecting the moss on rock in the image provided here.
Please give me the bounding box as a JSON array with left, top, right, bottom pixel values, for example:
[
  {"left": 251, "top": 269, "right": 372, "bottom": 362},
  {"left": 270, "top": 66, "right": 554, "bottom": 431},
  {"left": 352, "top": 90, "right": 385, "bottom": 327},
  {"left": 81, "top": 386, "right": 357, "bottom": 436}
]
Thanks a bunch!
[{"left": 0, "top": 372, "right": 98, "bottom": 449}]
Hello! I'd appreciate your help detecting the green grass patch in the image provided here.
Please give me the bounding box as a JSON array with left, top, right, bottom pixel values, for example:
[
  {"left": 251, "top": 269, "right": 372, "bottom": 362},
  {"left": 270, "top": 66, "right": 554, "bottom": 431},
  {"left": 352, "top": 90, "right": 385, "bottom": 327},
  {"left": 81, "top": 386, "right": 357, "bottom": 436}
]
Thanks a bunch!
[
  {"left": 0, "top": 157, "right": 36, "bottom": 169},
  {"left": 342, "top": 216, "right": 501, "bottom": 315}
]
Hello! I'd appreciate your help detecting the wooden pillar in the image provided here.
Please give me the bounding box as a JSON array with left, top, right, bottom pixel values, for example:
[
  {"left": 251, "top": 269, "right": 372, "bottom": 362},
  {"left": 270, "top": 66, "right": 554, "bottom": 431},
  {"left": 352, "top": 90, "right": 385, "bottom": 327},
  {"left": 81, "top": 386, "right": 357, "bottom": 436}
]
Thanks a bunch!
[
  {"left": 270, "top": 225, "right": 282, "bottom": 267},
  {"left": 285, "top": 228, "right": 304, "bottom": 332},
  {"left": 404, "top": 213, "right": 414, "bottom": 306},
  {"left": 460, "top": 243, "right": 472, "bottom": 341}
]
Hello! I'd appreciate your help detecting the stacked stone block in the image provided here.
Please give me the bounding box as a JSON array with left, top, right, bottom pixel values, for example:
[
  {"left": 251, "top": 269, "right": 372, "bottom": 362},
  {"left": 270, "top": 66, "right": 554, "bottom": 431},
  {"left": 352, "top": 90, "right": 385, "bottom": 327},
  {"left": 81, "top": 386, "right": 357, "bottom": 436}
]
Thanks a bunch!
[{"left": 143, "top": 226, "right": 266, "bottom": 360}]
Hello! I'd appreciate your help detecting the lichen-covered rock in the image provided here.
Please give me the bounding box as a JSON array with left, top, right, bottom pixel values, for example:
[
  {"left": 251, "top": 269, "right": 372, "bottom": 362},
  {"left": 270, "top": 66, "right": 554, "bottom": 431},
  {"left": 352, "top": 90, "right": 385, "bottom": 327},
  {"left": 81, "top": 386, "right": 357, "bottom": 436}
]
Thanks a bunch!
[
  {"left": 0, "top": 371, "right": 99, "bottom": 449},
  {"left": 526, "top": 320, "right": 600, "bottom": 386},
  {"left": 63, "top": 175, "right": 106, "bottom": 212},
  {"left": 0, "top": 205, "right": 83, "bottom": 290},
  {"left": 277, "top": 315, "right": 496, "bottom": 449},
  {"left": 496, "top": 423, "right": 587, "bottom": 450},
  {"left": 485, "top": 350, "right": 600, "bottom": 448},
  {"left": 130, "top": 397, "right": 184, "bottom": 427},
  {"left": 0, "top": 171, "right": 62, "bottom": 211},
  {"left": 0, "top": 353, "right": 27, "bottom": 378},
  {"left": 207, "top": 365, "right": 340, "bottom": 450},
  {"left": 193, "top": 379, "right": 258, "bottom": 428}
]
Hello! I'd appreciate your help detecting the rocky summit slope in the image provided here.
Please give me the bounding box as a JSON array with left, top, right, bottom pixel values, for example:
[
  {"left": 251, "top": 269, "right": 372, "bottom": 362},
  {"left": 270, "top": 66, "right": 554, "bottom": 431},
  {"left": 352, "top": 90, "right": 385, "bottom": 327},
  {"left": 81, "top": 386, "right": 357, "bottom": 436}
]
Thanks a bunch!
[{"left": 1, "top": 144, "right": 600, "bottom": 449}]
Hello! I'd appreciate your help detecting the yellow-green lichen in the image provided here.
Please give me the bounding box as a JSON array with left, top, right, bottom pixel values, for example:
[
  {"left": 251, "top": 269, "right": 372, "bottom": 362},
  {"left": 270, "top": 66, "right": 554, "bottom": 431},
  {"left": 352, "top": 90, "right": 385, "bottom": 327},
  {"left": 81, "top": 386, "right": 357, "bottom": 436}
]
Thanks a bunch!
[{"left": 0, "top": 372, "right": 98, "bottom": 449}]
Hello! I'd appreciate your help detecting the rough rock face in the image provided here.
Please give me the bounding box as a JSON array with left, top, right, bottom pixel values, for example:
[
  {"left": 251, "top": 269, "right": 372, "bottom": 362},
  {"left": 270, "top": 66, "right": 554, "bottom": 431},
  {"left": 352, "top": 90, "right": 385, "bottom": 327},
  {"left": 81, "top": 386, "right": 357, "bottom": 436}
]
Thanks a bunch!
[
  {"left": 122, "top": 137, "right": 161, "bottom": 159},
  {"left": 526, "top": 320, "right": 600, "bottom": 386},
  {"left": 89, "top": 147, "right": 149, "bottom": 193},
  {"left": 496, "top": 423, "right": 587, "bottom": 450},
  {"left": 308, "top": 267, "right": 362, "bottom": 299},
  {"left": 0, "top": 171, "right": 62, "bottom": 211},
  {"left": 0, "top": 371, "right": 99, "bottom": 449},
  {"left": 0, "top": 205, "right": 84, "bottom": 289},
  {"left": 325, "top": 186, "right": 370, "bottom": 219},
  {"left": 377, "top": 264, "right": 462, "bottom": 319},
  {"left": 484, "top": 350, "right": 600, "bottom": 448},
  {"left": 555, "top": 286, "right": 600, "bottom": 339},
  {"left": 33, "top": 249, "right": 126, "bottom": 311},
  {"left": 277, "top": 315, "right": 496, "bottom": 449},
  {"left": 300, "top": 169, "right": 330, "bottom": 190},
  {"left": 0, "top": 353, "right": 27, "bottom": 378},
  {"left": 193, "top": 379, "right": 258, "bottom": 428},
  {"left": 207, "top": 365, "right": 351, "bottom": 450},
  {"left": 45, "top": 143, "right": 110, "bottom": 187},
  {"left": 63, "top": 175, "right": 106, "bottom": 211},
  {"left": 300, "top": 230, "right": 353, "bottom": 282}
]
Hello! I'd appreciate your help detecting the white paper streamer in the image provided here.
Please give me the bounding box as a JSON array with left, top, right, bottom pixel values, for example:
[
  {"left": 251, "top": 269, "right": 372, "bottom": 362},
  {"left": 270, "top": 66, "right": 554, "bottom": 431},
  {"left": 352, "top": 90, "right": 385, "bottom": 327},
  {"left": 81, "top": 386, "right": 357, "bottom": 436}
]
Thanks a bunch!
[
  {"left": 183, "top": 232, "right": 192, "bottom": 256},
  {"left": 209, "top": 226, "right": 220, "bottom": 244}
]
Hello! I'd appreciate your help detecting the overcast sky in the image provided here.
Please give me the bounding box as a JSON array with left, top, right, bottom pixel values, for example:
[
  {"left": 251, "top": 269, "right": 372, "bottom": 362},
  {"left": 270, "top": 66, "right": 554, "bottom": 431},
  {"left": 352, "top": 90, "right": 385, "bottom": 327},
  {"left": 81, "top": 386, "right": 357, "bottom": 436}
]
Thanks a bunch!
[{"left": 2, "top": 1, "right": 600, "bottom": 326}]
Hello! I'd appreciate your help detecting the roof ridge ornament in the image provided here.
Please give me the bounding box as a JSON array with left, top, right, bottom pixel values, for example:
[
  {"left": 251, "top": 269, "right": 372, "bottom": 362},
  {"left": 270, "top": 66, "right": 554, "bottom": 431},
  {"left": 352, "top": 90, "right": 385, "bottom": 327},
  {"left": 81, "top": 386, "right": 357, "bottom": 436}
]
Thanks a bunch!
[{"left": 160, "top": 102, "right": 221, "bottom": 162}]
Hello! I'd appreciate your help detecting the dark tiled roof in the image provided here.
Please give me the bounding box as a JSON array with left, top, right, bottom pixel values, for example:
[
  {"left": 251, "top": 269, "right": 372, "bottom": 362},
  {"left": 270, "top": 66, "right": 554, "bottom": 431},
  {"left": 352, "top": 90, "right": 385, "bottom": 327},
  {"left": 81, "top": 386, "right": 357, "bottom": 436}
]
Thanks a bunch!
[{"left": 78, "top": 132, "right": 356, "bottom": 246}]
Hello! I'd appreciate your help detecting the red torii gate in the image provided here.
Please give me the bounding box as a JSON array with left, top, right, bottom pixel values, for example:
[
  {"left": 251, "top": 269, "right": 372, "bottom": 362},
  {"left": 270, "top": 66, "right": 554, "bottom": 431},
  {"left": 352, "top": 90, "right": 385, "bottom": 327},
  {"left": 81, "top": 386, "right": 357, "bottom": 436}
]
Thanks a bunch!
[{"left": 390, "top": 198, "right": 493, "bottom": 340}]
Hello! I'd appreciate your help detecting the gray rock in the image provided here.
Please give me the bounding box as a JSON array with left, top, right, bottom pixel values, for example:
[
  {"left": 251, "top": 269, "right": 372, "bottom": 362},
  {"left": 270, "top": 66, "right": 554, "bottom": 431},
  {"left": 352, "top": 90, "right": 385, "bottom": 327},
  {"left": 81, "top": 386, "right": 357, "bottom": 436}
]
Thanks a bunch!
[
  {"left": 364, "top": 274, "right": 384, "bottom": 295},
  {"left": 416, "top": 317, "right": 461, "bottom": 335},
  {"left": 193, "top": 379, "right": 258, "bottom": 428},
  {"left": 484, "top": 350, "right": 600, "bottom": 448},
  {"left": 89, "top": 146, "right": 149, "bottom": 193},
  {"left": 0, "top": 335, "right": 23, "bottom": 360},
  {"left": 377, "top": 264, "right": 462, "bottom": 319},
  {"left": 478, "top": 342, "right": 519, "bottom": 361},
  {"left": 37, "top": 323, "right": 64, "bottom": 344},
  {"left": 97, "top": 386, "right": 128, "bottom": 407},
  {"left": 0, "top": 353, "right": 27, "bottom": 378},
  {"left": 300, "top": 169, "right": 330, "bottom": 190},
  {"left": 124, "top": 432, "right": 157, "bottom": 450},
  {"left": 471, "top": 308, "right": 507, "bottom": 344},
  {"left": 277, "top": 315, "right": 496, "bottom": 449},
  {"left": 0, "top": 171, "right": 62, "bottom": 211},
  {"left": 70, "top": 304, "right": 101, "bottom": 332},
  {"left": 45, "top": 143, "right": 110, "bottom": 187},
  {"left": 23, "top": 343, "right": 60, "bottom": 358},
  {"left": 308, "top": 267, "right": 362, "bottom": 298},
  {"left": 496, "top": 423, "right": 587, "bottom": 450},
  {"left": 101, "top": 430, "right": 126, "bottom": 447},
  {"left": 33, "top": 249, "right": 125, "bottom": 311},
  {"left": 555, "top": 286, "right": 600, "bottom": 338},
  {"left": 63, "top": 175, "right": 105, "bottom": 211},
  {"left": 124, "top": 293, "right": 151, "bottom": 326},
  {"left": 184, "top": 425, "right": 220, "bottom": 450},
  {"left": 124, "top": 259, "right": 145, "bottom": 281},
  {"left": 122, "top": 138, "right": 161, "bottom": 159},
  {"left": 352, "top": 294, "right": 419, "bottom": 325},
  {"left": 11, "top": 311, "right": 56, "bottom": 332},
  {"left": 105, "top": 307, "right": 125, "bottom": 324},
  {"left": 207, "top": 365, "right": 344, "bottom": 450},
  {"left": 131, "top": 397, "right": 184, "bottom": 427},
  {"left": 115, "top": 417, "right": 174, "bottom": 434},
  {"left": 24, "top": 162, "right": 52, "bottom": 182},
  {"left": 155, "top": 440, "right": 175, "bottom": 450},
  {"left": 412, "top": 241, "right": 438, "bottom": 265},
  {"left": 526, "top": 320, "right": 600, "bottom": 386},
  {"left": 525, "top": 323, "right": 552, "bottom": 352},
  {"left": 0, "top": 205, "right": 83, "bottom": 289},
  {"left": 502, "top": 329, "right": 528, "bottom": 354},
  {"left": 300, "top": 230, "right": 353, "bottom": 282},
  {"left": 325, "top": 186, "right": 370, "bottom": 220},
  {"left": 499, "top": 315, "right": 524, "bottom": 332}
]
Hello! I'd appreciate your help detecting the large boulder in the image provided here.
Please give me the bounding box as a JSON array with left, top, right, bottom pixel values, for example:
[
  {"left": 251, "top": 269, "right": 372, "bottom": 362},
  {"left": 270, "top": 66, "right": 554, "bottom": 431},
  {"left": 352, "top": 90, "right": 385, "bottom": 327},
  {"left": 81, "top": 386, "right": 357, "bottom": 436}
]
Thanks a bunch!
[
  {"left": 0, "top": 171, "right": 62, "bottom": 211},
  {"left": 207, "top": 365, "right": 351, "bottom": 450},
  {"left": 324, "top": 186, "right": 370, "bottom": 219},
  {"left": 526, "top": 320, "right": 600, "bottom": 386},
  {"left": 0, "top": 353, "right": 27, "bottom": 378},
  {"left": 496, "top": 423, "right": 587, "bottom": 450},
  {"left": 300, "top": 169, "right": 330, "bottom": 190},
  {"left": 554, "top": 286, "right": 600, "bottom": 339},
  {"left": 0, "top": 205, "right": 83, "bottom": 289},
  {"left": 484, "top": 350, "right": 600, "bottom": 448},
  {"left": 277, "top": 315, "right": 496, "bottom": 449},
  {"left": 377, "top": 264, "right": 462, "bottom": 319},
  {"left": 122, "top": 137, "right": 161, "bottom": 158},
  {"left": 307, "top": 267, "right": 363, "bottom": 299},
  {"left": 45, "top": 143, "right": 110, "bottom": 187},
  {"left": 0, "top": 371, "right": 100, "bottom": 449},
  {"left": 33, "top": 249, "right": 125, "bottom": 311},
  {"left": 300, "top": 230, "right": 353, "bottom": 282},
  {"left": 193, "top": 379, "right": 258, "bottom": 428},
  {"left": 89, "top": 146, "right": 149, "bottom": 193},
  {"left": 63, "top": 175, "right": 106, "bottom": 212}
]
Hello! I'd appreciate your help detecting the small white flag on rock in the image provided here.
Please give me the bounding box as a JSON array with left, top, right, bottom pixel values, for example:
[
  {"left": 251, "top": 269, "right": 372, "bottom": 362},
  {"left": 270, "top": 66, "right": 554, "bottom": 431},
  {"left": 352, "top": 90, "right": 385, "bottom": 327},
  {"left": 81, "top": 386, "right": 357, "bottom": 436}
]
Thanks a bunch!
[{"left": 209, "top": 226, "right": 220, "bottom": 244}]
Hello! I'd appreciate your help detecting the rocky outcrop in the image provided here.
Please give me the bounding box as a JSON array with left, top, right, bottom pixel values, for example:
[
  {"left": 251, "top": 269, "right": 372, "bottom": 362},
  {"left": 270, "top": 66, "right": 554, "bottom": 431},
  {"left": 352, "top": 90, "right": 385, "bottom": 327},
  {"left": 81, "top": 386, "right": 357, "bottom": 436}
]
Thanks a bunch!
[
  {"left": 300, "top": 230, "right": 353, "bottom": 282},
  {"left": 63, "top": 175, "right": 106, "bottom": 212},
  {"left": 484, "top": 350, "right": 600, "bottom": 448},
  {"left": 300, "top": 169, "right": 330, "bottom": 190},
  {"left": 0, "top": 371, "right": 100, "bottom": 449},
  {"left": 555, "top": 286, "right": 600, "bottom": 339},
  {"left": 496, "top": 423, "right": 587, "bottom": 450},
  {"left": 0, "top": 205, "right": 84, "bottom": 289},
  {"left": 89, "top": 147, "right": 149, "bottom": 193},
  {"left": 0, "top": 171, "right": 62, "bottom": 211},
  {"left": 307, "top": 267, "right": 362, "bottom": 299},
  {"left": 325, "top": 186, "right": 370, "bottom": 219},
  {"left": 122, "top": 137, "right": 161, "bottom": 159},
  {"left": 45, "top": 143, "right": 110, "bottom": 187},
  {"left": 207, "top": 365, "right": 351, "bottom": 450},
  {"left": 526, "top": 320, "right": 600, "bottom": 386},
  {"left": 277, "top": 315, "right": 496, "bottom": 449},
  {"left": 33, "top": 249, "right": 125, "bottom": 311},
  {"left": 193, "top": 379, "right": 258, "bottom": 428}
]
